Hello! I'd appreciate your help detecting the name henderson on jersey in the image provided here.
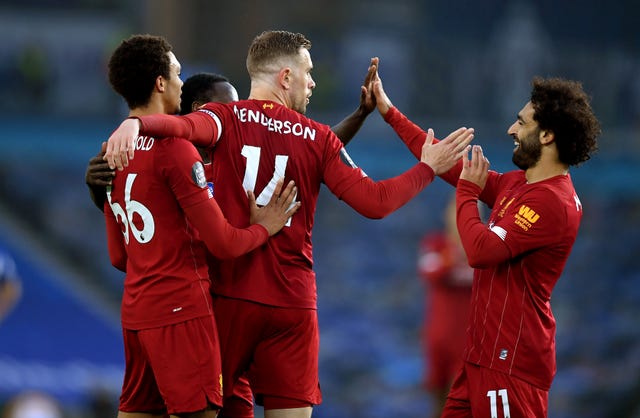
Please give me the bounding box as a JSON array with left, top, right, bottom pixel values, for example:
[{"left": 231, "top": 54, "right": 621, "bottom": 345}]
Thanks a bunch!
[
  {"left": 201, "top": 105, "right": 318, "bottom": 142},
  {"left": 133, "top": 102, "right": 319, "bottom": 151}
]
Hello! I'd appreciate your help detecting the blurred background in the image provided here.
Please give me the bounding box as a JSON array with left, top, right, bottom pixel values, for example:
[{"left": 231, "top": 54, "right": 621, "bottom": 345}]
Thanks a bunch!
[{"left": 0, "top": 1, "right": 639, "bottom": 417}]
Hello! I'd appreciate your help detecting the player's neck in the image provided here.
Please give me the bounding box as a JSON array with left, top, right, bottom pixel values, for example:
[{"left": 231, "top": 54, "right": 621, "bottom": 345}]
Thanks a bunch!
[
  {"left": 525, "top": 161, "right": 569, "bottom": 183},
  {"left": 128, "top": 98, "right": 169, "bottom": 118},
  {"left": 249, "top": 83, "right": 288, "bottom": 108}
]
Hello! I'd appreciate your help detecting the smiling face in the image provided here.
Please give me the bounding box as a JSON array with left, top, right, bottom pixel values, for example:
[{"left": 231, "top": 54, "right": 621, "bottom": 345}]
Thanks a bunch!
[
  {"left": 287, "top": 47, "right": 316, "bottom": 114},
  {"left": 507, "top": 101, "right": 543, "bottom": 170}
]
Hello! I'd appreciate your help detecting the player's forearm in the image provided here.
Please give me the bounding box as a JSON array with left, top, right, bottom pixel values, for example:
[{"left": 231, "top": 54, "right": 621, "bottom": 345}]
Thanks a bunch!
[
  {"left": 185, "top": 199, "right": 269, "bottom": 259},
  {"left": 139, "top": 112, "right": 216, "bottom": 147},
  {"left": 456, "top": 180, "right": 510, "bottom": 267},
  {"left": 341, "top": 163, "right": 434, "bottom": 219},
  {"left": 384, "top": 107, "right": 462, "bottom": 187},
  {"left": 384, "top": 107, "right": 426, "bottom": 159},
  {"left": 331, "top": 106, "right": 369, "bottom": 146}
]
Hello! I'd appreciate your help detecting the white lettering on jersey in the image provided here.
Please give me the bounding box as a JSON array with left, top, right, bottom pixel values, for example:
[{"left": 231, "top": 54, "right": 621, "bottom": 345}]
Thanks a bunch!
[
  {"left": 134, "top": 136, "right": 154, "bottom": 151},
  {"left": 233, "top": 105, "right": 317, "bottom": 141},
  {"left": 573, "top": 194, "right": 582, "bottom": 212}
]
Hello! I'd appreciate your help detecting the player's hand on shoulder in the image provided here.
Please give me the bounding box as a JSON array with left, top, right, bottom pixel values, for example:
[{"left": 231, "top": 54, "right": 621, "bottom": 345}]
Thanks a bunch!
[
  {"left": 86, "top": 142, "right": 115, "bottom": 187},
  {"left": 248, "top": 179, "right": 301, "bottom": 236},
  {"left": 421, "top": 127, "right": 474, "bottom": 175},
  {"left": 104, "top": 118, "right": 141, "bottom": 170}
]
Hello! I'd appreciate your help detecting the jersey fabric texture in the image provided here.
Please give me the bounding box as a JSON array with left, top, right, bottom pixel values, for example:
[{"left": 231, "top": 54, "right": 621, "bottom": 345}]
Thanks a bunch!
[
  {"left": 139, "top": 100, "right": 435, "bottom": 310},
  {"left": 385, "top": 106, "right": 583, "bottom": 391},
  {"left": 104, "top": 136, "right": 214, "bottom": 330},
  {"left": 457, "top": 172, "right": 581, "bottom": 390},
  {"left": 442, "top": 362, "right": 548, "bottom": 418},
  {"left": 119, "top": 316, "right": 224, "bottom": 413}
]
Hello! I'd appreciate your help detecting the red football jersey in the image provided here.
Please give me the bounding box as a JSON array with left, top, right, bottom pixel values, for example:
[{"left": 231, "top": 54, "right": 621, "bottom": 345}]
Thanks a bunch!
[
  {"left": 138, "top": 100, "right": 434, "bottom": 308},
  {"left": 104, "top": 136, "right": 213, "bottom": 330},
  {"left": 457, "top": 172, "right": 582, "bottom": 390},
  {"left": 384, "top": 106, "right": 582, "bottom": 390}
]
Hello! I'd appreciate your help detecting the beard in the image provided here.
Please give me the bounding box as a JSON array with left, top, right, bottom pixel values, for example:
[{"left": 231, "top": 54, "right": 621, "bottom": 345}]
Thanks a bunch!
[{"left": 512, "top": 132, "right": 542, "bottom": 170}]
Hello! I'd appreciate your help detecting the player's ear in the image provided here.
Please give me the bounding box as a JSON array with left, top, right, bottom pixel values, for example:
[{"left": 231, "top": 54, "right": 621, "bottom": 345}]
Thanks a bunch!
[
  {"left": 540, "top": 129, "right": 555, "bottom": 145},
  {"left": 156, "top": 75, "right": 165, "bottom": 93},
  {"left": 279, "top": 68, "right": 291, "bottom": 90}
]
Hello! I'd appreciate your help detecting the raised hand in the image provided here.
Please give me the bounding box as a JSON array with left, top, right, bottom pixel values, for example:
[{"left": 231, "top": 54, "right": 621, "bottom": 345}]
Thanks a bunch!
[
  {"left": 419, "top": 127, "right": 475, "bottom": 175},
  {"left": 460, "top": 145, "right": 490, "bottom": 190},
  {"left": 248, "top": 179, "right": 301, "bottom": 236},
  {"left": 371, "top": 70, "right": 393, "bottom": 117},
  {"left": 358, "top": 57, "right": 379, "bottom": 116},
  {"left": 103, "top": 118, "right": 141, "bottom": 170}
]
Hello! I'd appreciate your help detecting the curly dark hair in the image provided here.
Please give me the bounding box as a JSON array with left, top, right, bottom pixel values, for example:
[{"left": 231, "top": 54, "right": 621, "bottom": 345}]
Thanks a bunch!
[
  {"left": 108, "top": 34, "right": 173, "bottom": 109},
  {"left": 246, "top": 30, "right": 312, "bottom": 78},
  {"left": 530, "top": 77, "right": 600, "bottom": 166}
]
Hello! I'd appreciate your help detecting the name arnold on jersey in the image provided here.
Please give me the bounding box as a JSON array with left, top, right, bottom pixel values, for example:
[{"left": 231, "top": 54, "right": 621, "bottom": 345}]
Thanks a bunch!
[
  {"left": 233, "top": 105, "right": 317, "bottom": 141},
  {"left": 135, "top": 135, "right": 154, "bottom": 151}
]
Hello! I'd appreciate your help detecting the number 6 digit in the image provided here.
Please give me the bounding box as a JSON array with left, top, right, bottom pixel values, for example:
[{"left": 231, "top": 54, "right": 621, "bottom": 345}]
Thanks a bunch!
[{"left": 107, "top": 173, "right": 156, "bottom": 244}]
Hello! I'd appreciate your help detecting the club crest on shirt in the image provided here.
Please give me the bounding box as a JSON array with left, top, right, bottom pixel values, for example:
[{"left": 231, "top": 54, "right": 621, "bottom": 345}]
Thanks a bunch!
[
  {"left": 339, "top": 148, "right": 357, "bottom": 169},
  {"left": 191, "top": 161, "right": 207, "bottom": 188}
]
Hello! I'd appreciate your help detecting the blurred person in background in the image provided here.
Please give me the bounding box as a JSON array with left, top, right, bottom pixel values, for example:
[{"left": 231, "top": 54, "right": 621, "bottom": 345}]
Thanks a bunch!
[
  {"left": 0, "top": 251, "right": 21, "bottom": 324},
  {"left": 101, "top": 33, "right": 297, "bottom": 418},
  {"left": 373, "top": 74, "right": 600, "bottom": 418},
  {"left": 101, "top": 29, "right": 473, "bottom": 418},
  {"left": 417, "top": 194, "right": 473, "bottom": 418}
]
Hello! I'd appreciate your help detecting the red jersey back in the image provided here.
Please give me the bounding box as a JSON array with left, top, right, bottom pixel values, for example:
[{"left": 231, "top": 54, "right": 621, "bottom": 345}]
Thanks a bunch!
[
  {"left": 104, "top": 136, "right": 213, "bottom": 329},
  {"left": 200, "top": 100, "right": 369, "bottom": 308},
  {"left": 466, "top": 171, "right": 582, "bottom": 390}
]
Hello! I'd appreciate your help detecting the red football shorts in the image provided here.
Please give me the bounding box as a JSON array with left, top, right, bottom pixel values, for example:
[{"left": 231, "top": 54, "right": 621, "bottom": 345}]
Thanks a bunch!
[
  {"left": 213, "top": 296, "right": 321, "bottom": 411},
  {"left": 442, "top": 362, "right": 549, "bottom": 418},
  {"left": 119, "top": 315, "right": 223, "bottom": 414}
]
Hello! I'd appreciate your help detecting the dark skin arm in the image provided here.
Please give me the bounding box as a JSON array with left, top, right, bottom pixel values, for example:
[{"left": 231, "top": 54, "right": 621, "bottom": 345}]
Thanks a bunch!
[
  {"left": 85, "top": 141, "right": 114, "bottom": 212},
  {"left": 330, "top": 57, "right": 378, "bottom": 145}
]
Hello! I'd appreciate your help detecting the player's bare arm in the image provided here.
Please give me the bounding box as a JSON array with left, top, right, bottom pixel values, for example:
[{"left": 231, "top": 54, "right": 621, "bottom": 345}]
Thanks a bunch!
[
  {"left": 249, "top": 179, "right": 301, "bottom": 236},
  {"left": 331, "top": 57, "right": 379, "bottom": 145}
]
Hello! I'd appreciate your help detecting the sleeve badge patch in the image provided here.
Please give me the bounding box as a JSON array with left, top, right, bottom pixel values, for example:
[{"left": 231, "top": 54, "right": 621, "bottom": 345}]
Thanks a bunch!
[{"left": 191, "top": 161, "right": 207, "bottom": 188}]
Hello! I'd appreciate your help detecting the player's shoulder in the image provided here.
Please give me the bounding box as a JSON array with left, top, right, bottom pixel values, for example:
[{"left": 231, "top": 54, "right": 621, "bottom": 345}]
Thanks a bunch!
[{"left": 155, "top": 136, "right": 200, "bottom": 161}]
